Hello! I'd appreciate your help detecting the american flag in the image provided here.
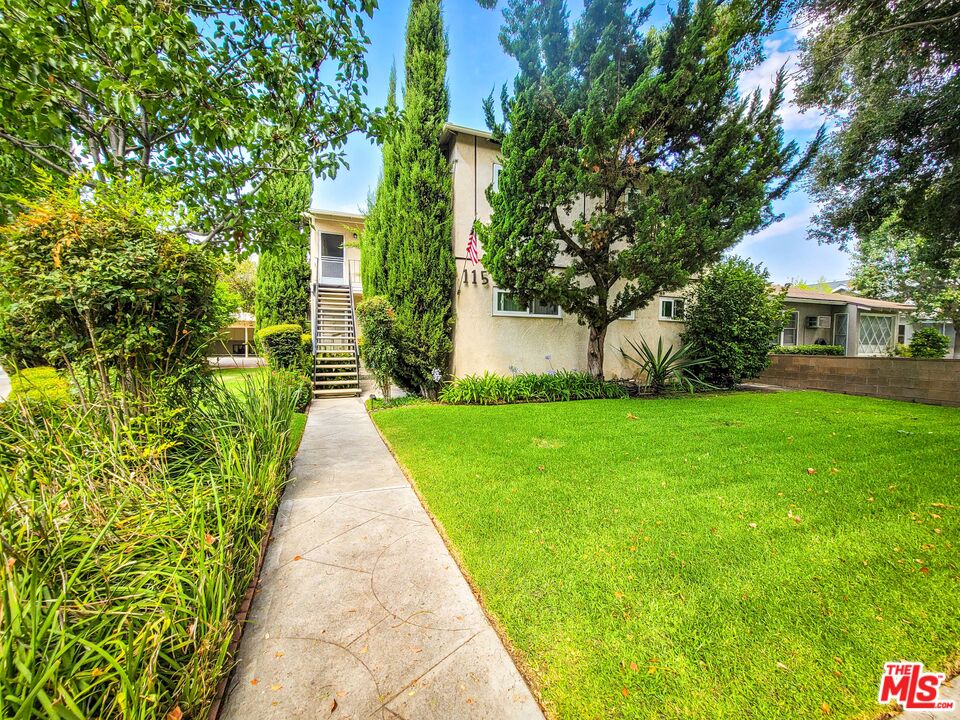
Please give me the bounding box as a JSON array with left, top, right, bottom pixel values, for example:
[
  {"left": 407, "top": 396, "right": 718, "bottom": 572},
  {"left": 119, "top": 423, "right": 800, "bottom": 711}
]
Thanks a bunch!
[{"left": 466, "top": 230, "right": 480, "bottom": 265}]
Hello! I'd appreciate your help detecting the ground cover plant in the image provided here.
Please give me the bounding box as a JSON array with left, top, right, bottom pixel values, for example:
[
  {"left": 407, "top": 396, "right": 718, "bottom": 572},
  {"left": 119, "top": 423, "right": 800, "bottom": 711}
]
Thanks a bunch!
[
  {"left": 439, "top": 370, "right": 626, "bottom": 405},
  {"left": 0, "top": 370, "right": 306, "bottom": 718},
  {"left": 373, "top": 392, "right": 960, "bottom": 719}
]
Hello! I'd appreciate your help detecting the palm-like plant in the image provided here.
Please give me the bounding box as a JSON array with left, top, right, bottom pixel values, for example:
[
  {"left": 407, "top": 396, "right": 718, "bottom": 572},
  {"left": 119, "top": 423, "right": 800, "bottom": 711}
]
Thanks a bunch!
[{"left": 620, "top": 337, "right": 713, "bottom": 395}]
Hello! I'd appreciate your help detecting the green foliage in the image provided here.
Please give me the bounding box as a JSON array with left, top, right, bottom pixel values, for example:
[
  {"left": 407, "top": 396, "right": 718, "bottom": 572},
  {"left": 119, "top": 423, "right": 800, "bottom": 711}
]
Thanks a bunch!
[
  {"left": 620, "top": 336, "right": 712, "bottom": 395},
  {"left": 221, "top": 257, "right": 258, "bottom": 314},
  {"left": 368, "top": 395, "right": 427, "bottom": 411},
  {"left": 770, "top": 345, "right": 845, "bottom": 356},
  {"left": 356, "top": 296, "right": 399, "bottom": 399},
  {"left": 796, "top": 0, "right": 960, "bottom": 270},
  {"left": 850, "top": 216, "right": 959, "bottom": 330},
  {"left": 480, "top": 0, "right": 820, "bottom": 378},
  {"left": 257, "top": 324, "right": 307, "bottom": 372},
  {"left": 0, "top": 176, "right": 229, "bottom": 393},
  {"left": 0, "top": 369, "right": 304, "bottom": 717},
  {"left": 254, "top": 174, "right": 311, "bottom": 334},
  {"left": 361, "top": 66, "right": 399, "bottom": 296},
  {"left": 365, "top": 0, "right": 455, "bottom": 392},
  {"left": 439, "top": 370, "right": 626, "bottom": 405},
  {"left": 7, "top": 366, "right": 71, "bottom": 405},
  {"left": 909, "top": 327, "right": 950, "bottom": 359},
  {"left": 682, "top": 258, "right": 787, "bottom": 386},
  {"left": 0, "top": 0, "right": 376, "bottom": 244}
]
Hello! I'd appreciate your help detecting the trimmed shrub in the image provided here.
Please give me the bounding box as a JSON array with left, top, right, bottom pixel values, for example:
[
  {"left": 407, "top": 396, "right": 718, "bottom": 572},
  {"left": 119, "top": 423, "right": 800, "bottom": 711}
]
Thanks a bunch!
[
  {"left": 0, "top": 177, "right": 229, "bottom": 396},
  {"left": 356, "top": 296, "right": 399, "bottom": 399},
  {"left": 681, "top": 258, "right": 787, "bottom": 387},
  {"left": 770, "top": 345, "right": 845, "bottom": 356},
  {"left": 439, "top": 370, "right": 627, "bottom": 405},
  {"left": 257, "top": 323, "right": 305, "bottom": 371},
  {"left": 909, "top": 327, "right": 950, "bottom": 358},
  {"left": 8, "top": 366, "right": 71, "bottom": 405}
]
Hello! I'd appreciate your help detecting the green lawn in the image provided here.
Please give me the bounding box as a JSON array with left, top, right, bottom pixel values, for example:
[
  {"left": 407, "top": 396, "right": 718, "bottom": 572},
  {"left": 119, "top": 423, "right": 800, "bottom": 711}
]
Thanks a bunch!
[
  {"left": 372, "top": 391, "right": 960, "bottom": 720},
  {"left": 213, "top": 366, "right": 265, "bottom": 395}
]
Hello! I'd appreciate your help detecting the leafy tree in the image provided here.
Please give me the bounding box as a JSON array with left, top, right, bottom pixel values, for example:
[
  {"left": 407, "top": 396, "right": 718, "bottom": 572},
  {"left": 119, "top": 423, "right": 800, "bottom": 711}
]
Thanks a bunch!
[
  {"left": 361, "top": 66, "right": 399, "bottom": 295},
  {"left": 0, "top": 0, "right": 377, "bottom": 245},
  {"left": 851, "top": 216, "right": 960, "bottom": 330},
  {"left": 254, "top": 174, "right": 312, "bottom": 334},
  {"left": 479, "top": 0, "right": 820, "bottom": 378},
  {"left": 682, "top": 257, "right": 786, "bottom": 387},
  {"left": 385, "top": 0, "right": 455, "bottom": 393},
  {"left": 0, "top": 175, "right": 229, "bottom": 393},
  {"left": 909, "top": 327, "right": 951, "bottom": 359},
  {"left": 795, "top": 0, "right": 960, "bottom": 270},
  {"left": 221, "top": 258, "right": 258, "bottom": 315}
]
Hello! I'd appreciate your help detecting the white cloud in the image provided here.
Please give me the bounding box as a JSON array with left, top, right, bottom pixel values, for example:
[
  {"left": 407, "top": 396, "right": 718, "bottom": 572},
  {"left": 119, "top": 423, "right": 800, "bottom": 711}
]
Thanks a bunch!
[
  {"left": 738, "top": 204, "right": 816, "bottom": 249},
  {"left": 738, "top": 36, "right": 825, "bottom": 132}
]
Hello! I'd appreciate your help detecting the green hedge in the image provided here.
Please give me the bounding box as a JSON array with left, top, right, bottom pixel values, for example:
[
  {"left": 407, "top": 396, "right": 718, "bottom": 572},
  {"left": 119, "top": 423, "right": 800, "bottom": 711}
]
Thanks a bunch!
[
  {"left": 256, "top": 323, "right": 305, "bottom": 371},
  {"left": 770, "top": 345, "right": 845, "bottom": 356},
  {"left": 8, "top": 366, "right": 71, "bottom": 404},
  {"left": 439, "top": 370, "right": 627, "bottom": 405}
]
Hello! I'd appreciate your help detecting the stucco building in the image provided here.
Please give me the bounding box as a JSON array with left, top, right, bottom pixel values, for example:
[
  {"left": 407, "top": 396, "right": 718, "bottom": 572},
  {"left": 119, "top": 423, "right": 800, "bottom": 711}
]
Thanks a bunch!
[{"left": 305, "top": 124, "right": 950, "bottom": 396}]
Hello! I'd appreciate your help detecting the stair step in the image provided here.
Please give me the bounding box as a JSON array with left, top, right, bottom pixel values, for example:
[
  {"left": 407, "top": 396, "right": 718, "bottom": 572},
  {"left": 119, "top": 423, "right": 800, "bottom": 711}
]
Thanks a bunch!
[
  {"left": 314, "top": 379, "right": 361, "bottom": 387},
  {"left": 315, "top": 371, "right": 358, "bottom": 377},
  {"left": 313, "top": 389, "right": 361, "bottom": 398}
]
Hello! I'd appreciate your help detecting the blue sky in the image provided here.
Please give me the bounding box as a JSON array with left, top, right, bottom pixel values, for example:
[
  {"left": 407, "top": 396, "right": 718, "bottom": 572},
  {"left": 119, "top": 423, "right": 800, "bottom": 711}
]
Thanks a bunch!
[{"left": 313, "top": 0, "right": 851, "bottom": 285}]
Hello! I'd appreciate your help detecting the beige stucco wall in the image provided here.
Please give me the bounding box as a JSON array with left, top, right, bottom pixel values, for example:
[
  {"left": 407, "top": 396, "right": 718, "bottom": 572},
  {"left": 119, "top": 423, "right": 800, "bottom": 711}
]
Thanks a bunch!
[
  {"left": 446, "top": 131, "right": 684, "bottom": 378},
  {"left": 308, "top": 213, "right": 363, "bottom": 290}
]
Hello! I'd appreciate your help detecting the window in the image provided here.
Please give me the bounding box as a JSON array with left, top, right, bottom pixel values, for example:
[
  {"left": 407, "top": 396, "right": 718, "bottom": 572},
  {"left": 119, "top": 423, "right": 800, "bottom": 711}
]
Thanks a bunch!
[
  {"left": 492, "top": 162, "right": 502, "bottom": 192},
  {"left": 780, "top": 310, "right": 799, "bottom": 346},
  {"left": 493, "top": 288, "right": 560, "bottom": 318},
  {"left": 897, "top": 324, "right": 906, "bottom": 344},
  {"left": 659, "top": 297, "right": 685, "bottom": 321}
]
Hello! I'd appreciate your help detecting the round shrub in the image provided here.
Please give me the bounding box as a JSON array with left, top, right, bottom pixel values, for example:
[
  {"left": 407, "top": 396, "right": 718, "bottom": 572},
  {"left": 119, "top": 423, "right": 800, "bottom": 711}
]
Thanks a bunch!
[
  {"left": 0, "top": 177, "right": 229, "bottom": 394},
  {"left": 682, "top": 257, "right": 786, "bottom": 387},
  {"left": 256, "top": 323, "right": 305, "bottom": 371},
  {"left": 909, "top": 327, "right": 950, "bottom": 358}
]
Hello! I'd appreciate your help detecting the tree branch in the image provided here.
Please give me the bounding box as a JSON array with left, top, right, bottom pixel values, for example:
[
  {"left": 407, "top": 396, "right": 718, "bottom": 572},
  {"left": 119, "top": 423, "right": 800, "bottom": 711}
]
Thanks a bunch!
[{"left": 0, "top": 130, "right": 78, "bottom": 177}]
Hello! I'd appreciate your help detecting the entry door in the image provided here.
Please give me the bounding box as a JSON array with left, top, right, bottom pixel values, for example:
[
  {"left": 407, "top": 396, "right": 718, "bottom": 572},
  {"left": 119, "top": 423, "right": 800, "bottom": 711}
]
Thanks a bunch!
[
  {"left": 319, "top": 233, "right": 345, "bottom": 285},
  {"left": 833, "top": 313, "right": 848, "bottom": 354}
]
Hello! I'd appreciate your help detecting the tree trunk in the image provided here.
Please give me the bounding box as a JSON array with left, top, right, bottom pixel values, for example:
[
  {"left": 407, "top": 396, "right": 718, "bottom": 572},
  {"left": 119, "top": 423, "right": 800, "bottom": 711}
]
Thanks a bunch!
[{"left": 587, "top": 324, "right": 607, "bottom": 380}]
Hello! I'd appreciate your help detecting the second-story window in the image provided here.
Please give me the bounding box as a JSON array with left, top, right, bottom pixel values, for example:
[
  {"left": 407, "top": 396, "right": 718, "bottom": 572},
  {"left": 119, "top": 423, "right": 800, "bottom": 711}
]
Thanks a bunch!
[{"left": 492, "top": 162, "right": 502, "bottom": 192}]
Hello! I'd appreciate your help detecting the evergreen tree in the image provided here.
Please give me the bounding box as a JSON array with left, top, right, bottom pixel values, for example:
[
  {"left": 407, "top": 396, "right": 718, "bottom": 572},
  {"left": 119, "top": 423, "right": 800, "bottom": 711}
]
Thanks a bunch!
[
  {"left": 386, "top": 0, "right": 454, "bottom": 392},
  {"left": 361, "top": 65, "right": 399, "bottom": 295},
  {"left": 481, "top": 0, "right": 820, "bottom": 378},
  {"left": 254, "top": 173, "right": 312, "bottom": 334}
]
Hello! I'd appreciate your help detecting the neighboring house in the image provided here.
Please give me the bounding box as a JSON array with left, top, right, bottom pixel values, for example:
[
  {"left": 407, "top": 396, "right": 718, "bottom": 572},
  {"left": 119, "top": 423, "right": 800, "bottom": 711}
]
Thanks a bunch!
[
  {"left": 822, "top": 278, "right": 958, "bottom": 358},
  {"left": 209, "top": 311, "right": 257, "bottom": 358},
  {"left": 306, "top": 124, "right": 687, "bottom": 396},
  {"left": 778, "top": 287, "right": 912, "bottom": 356}
]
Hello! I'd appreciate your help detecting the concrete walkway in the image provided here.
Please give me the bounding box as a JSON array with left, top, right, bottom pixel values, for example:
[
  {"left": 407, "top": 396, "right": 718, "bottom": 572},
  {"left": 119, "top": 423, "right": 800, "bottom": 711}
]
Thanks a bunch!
[{"left": 221, "top": 398, "right": 543, "bottom": 720}]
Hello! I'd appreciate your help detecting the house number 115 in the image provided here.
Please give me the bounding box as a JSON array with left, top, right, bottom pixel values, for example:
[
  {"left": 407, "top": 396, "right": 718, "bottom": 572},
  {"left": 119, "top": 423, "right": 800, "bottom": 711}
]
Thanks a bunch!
[{"left": 462, "top": 269, "right": 489, "bottom": 285}]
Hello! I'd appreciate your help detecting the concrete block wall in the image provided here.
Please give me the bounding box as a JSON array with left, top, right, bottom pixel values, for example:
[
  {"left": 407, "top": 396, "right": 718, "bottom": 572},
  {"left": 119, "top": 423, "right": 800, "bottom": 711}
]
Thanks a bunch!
[{"left": 757, "top": 355, "right": 960, "bottom": 407}]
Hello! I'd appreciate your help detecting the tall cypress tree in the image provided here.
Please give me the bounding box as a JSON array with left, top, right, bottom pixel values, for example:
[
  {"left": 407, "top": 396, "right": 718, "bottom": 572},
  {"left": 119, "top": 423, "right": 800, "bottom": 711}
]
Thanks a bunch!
[
  {"left": 387, "top": 0, "right": 454, "bottom": 392},
  {"left": 254, "top": 172, "right": 312, "bottom": 334},
  {"left": 360, "top": 65, "right": 398, "bottom": 295}
]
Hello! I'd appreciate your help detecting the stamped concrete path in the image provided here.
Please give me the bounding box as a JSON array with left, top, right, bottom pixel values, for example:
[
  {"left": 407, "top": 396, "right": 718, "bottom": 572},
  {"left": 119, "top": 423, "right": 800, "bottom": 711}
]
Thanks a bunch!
[{"left": 221, "top": 398, "right": 544, "bottom": 720}]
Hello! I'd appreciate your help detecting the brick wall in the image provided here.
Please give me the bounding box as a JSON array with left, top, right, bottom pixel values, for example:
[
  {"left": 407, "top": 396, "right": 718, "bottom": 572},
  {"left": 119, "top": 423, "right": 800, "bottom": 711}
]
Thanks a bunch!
[{"left": 757, "top": 355, "right": 960, "bottom": 407}]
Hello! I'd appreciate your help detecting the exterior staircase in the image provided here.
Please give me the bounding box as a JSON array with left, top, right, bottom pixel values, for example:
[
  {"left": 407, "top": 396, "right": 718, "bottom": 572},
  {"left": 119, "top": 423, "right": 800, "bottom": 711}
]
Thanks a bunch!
[{"left": 313, "top": 285, "right": 361, "bottom": 398}]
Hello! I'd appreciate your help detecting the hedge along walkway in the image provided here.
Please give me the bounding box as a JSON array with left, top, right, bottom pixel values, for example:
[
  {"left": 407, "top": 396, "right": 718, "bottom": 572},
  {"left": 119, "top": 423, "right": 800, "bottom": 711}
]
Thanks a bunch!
[{"left": 220, "top": 397, "right": 543, "bottom": 719}]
